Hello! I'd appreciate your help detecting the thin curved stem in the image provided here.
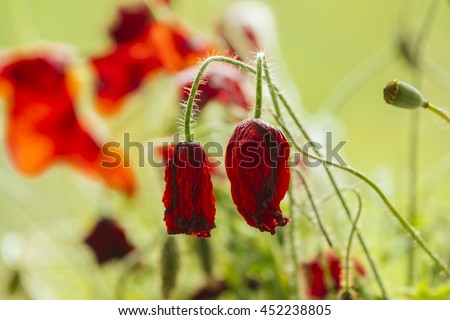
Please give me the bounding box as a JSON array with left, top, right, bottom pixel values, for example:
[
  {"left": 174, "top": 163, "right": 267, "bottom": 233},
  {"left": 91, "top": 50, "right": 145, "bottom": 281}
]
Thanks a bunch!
[
  {"left": 276, "top": 121, "right": 388, "bottom": 299},
  {"left": 288, "top": 138, "right": 450, "bottom": 279},
  {"left": 286, "top": 187, "right": 300, "bottom": 299},
  {"left": 262, "top": 56, "right": 282, "bottom": 119},
  {"left": 294, "top": 169, "right": 334, "bottom": 249},
  {"left": 183, "top": 56, "right": 254, "bottom": 141},
  {"left": 345, "top": 190, "right": 363, "bottom": 293},
  {"left": 427, "top": 103, "right": 450, "bottom": 124},
  {"left": 272, "top": 94, "right": 388, "bottom": 299}
]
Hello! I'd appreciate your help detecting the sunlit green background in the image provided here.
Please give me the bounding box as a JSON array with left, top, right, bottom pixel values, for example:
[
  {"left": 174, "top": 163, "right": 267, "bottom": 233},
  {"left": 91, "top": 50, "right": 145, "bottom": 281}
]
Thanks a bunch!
[{"left": 0, "top": 0, "right": 449, "bottom": 299}]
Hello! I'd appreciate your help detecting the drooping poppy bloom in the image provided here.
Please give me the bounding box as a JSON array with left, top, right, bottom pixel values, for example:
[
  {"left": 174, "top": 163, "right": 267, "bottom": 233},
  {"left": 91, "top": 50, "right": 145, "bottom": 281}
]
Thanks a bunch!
[
  {"left": 162, "top": 142, "right": 216, "bottom": 237},
  {"left": 177, "top": 64, "right": 251, "bottom": 110},
  {"left": 225, "top": 118, "right": 290, "bottom": 234},
  {"left": 84, "top": 217, "right": 135, "bottom": 265},
  {"left": 0, "top": 49, "right": 136, "bottom": 196},
  {"left": 91, "top": 4, "right": 212, "bottom": 114},
  {"left": 302, "top": 251, "right": 366, "bottom": 299}
]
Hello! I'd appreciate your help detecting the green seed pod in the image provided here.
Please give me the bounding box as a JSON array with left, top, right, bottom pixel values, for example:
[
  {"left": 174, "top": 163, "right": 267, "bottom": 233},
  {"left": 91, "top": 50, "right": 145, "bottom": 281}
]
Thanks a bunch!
[
  {"left": 160, "top": 236, "right": 180, "bottom": 299},
  {"left": 383, "top": 80, "right": 427, "bottom": 109}
]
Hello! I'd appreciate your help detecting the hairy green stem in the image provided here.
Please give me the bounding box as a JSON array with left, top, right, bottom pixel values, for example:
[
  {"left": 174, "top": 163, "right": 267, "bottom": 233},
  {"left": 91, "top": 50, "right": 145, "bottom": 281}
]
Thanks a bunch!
[
  {"left": 276, "top": 121, "right": 388, "bottom": 299},
  {"left": 292, "top": 143, "right": 450, "bottom": 279},
  {"left": 254, "top": 53, "right": 264, "bottom": 118},
  {"left": 272, "top": 93, "right": 388, "bottom": 299},
  {"left": 262, "top": 56, "right": 282, "bottom": 118},
  {"left": 183, "top": 56, "right": 256, "bottom": 141}
]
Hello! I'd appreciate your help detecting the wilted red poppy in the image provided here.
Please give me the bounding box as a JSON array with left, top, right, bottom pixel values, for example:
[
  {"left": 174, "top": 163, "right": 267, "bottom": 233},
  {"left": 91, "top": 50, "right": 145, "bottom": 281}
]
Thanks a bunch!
[
  {"left": 225, "top": 118, "right": 290, "bottom": 234},
  {"left": 84, "top": 217, "right": 135, "bottom": 264},
  {"left": 162, "top": 142, "right": 216, "bottom": 237},
  {"left": 0, "top": 50, "right": 136, "bottom": 196},
  {"left": 177, "top": 65, "right": 251, "bottom": 110},
  {"left": 302, "top": 251, "right": 366, "bottom": 299},
  {"left": 91, "top": 4, "right": 212, "bottom": 114}
]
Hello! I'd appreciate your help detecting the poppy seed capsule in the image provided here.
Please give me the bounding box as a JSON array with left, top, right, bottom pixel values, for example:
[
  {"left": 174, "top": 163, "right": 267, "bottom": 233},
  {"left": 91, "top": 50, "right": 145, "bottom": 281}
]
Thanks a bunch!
[
  {"left": 162, "top": 142, "right": 216, "bottom": 237},
  {"left": 225, "top": 118, "right": 291, "bottom": 234},
  {"left": 383, "top": 79, "right": 428, "bottom": 109}
]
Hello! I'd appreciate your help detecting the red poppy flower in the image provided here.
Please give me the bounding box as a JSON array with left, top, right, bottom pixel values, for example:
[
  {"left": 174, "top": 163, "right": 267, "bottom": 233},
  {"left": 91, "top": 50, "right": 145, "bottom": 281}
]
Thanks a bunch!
[
  {"left": 225, "top": 118, "right": 290, "bottom": 234},
  {"left": 303, "top": 251, "right": 366, "bottom": 299},
  {"left": 91, "top": 4, "right": 212, "bottom": 114},
  {"left": 162, "top": 142, "right": 216, "bottom": 237},
  {"left": 0, "top": 50, "right": 136, "bottom": 196},
  {"left": 177, "top": 65, "right": 251, "bottom": 110},
  {"left": 84, "top": 217, "right": 135, "bottom": 265}
]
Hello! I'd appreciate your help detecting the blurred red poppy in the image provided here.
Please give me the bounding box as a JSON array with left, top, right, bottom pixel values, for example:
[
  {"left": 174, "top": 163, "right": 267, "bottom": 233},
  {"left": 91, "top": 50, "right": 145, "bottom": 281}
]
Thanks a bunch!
[
  {"left": 0, "top": 49, "right": 136, "bottom": 196},
  {"left": 84, "top": 217, "right": 135, "bottom": 265},
  {"left": 302, "top": 251, "right": 366, "bottom": 299},
  {"left": 91, "top": 4, "right": 212, "bottom": 114},
  {"left": 177, "top": 65, "right": 251, "bottom": 110}
]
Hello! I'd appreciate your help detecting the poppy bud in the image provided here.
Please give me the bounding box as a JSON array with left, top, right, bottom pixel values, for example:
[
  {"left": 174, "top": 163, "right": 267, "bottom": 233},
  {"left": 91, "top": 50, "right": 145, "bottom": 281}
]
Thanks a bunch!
[
  {"left": 225, "top": 118, "right": 290, "bottom": 234},
  {"left": 162, "top": 142, "right": 216, "bottom": 237},
  {"left": 84, "top": 218, "right": 135, "bottom": 265},
  {"left": 383, "top": 79, "right": 427, "bottom": 109}
]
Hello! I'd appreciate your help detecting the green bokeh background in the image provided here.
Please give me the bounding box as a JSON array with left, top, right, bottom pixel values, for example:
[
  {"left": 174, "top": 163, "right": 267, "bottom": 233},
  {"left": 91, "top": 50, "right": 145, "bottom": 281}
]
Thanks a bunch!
[{"left": 0, "top": 0, "right": 449, "bottom": 299}]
